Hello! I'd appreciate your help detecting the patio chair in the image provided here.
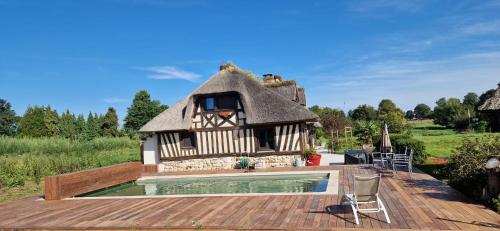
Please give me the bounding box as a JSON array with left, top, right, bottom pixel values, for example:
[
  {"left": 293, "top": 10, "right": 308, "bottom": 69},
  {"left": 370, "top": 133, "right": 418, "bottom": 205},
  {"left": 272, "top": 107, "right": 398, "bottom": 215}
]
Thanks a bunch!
[
  {"left": 344, "top": 174, "right": 391, "bottom": 225},
  {"left": 392, "top": 147, "right": 413, "bottom": 177},
  {"left": 371, "top": 152, "right": 393, "bottom": 169}
]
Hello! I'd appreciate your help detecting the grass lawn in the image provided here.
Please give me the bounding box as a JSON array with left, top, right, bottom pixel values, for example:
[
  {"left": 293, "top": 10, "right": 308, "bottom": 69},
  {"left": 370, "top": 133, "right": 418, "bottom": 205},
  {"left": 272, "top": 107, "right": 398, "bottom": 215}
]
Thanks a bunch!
[
  {"left": 0, "top": 181, "right": 42, "bottom": 204},
  {"left": 410, "top": 120, "right": 499, "bottom": 159}
]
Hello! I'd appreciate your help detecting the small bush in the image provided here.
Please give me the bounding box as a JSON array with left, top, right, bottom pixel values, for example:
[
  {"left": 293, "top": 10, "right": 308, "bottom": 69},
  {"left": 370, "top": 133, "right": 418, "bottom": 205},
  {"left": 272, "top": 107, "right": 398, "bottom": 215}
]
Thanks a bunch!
[
  {"left": 391, "top": 135, "right": 428, "bottom": 164},
  {"left": 493, "top": 195, "right": 500, "bottom": 212},
  {"left": 474, "top": 120, "right": 488, "bottom": 133},
  {"left": 353, "top": 120, "right": 379, "bottom": 145},
  {"left": 448, "top": 136, "right": 500, "bottom": 202},
  {"left": 374, "top": 134, "right": 428, "bottom": 164}
]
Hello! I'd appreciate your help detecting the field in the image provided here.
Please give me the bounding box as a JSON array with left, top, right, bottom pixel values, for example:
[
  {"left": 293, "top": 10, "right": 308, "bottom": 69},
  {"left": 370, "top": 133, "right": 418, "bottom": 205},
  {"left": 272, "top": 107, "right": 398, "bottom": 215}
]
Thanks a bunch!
[
  {"left": 409, "top": 120, "right": 499, "bottom": 159},
  {"left": 321, "top": 120, "right": 499, "bottom": 160},
  {"left": 0, "top": 137, "right": 140, "bottom": 203}
]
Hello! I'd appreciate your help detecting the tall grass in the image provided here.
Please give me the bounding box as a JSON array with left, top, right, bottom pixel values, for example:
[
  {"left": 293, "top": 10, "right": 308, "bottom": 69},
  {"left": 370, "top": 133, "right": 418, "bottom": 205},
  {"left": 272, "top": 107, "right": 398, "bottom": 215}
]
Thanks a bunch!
[
  {"left": 0, "top": 137, "right": 140, "bottom": 187},
  {"left": 0, "top": 136, "right": 137, "bottom": 155}
]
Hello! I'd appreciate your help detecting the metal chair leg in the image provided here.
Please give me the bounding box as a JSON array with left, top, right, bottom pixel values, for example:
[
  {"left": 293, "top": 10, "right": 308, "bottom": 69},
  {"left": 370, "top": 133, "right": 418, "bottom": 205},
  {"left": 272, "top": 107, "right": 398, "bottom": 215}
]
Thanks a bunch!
[
  {"left": 378, "top": 198, "right": 391, "bottom": 224},
  {"left": 351, "top": 204, "right": 360, "bottom": 225}
]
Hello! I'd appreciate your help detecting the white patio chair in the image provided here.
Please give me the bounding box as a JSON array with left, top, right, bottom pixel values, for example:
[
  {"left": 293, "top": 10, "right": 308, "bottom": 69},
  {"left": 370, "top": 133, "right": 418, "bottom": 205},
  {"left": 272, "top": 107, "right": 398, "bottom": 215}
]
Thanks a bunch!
[
  {"left": 392, "top": 147, "right": 413, "bottom": 177},
  {"left": 344, "top": 174, "right": 391, "bottom": 225},
  {"left": 371, "top": 152, "right": 393, "bottom": 169}
]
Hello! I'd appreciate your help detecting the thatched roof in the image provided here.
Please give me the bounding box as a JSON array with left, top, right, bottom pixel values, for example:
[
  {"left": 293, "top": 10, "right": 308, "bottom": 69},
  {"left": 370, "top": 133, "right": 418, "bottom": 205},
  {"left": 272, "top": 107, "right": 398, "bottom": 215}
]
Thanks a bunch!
[
  {"left": 264, "top": 79, "right": 308, "bottom": 106},
  {"left": 139, "top": 66, "right": 319, "bottom": 132},
  {"left": 266, "top": 84, "right": 298, "bottom": 102},
  {"left": 297, "top": 87, "right": 306, "bottom": 106},
  {"left": 478, "top": 83, "right": 500, "bottom": 111}
]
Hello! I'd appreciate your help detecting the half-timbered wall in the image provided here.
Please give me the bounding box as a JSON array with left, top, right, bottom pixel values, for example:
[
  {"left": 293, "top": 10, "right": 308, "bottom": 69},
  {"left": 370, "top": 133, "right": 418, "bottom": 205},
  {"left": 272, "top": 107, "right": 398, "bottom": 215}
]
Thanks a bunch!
[
  {"left": 159, "top": 123, "right": 303, "bottom": 159},
  {"left": 191, "top": 97, "right": 246, "bottom": 129},
  {"left": 275, "top": 124, "right": 302, "bottom": 152}
]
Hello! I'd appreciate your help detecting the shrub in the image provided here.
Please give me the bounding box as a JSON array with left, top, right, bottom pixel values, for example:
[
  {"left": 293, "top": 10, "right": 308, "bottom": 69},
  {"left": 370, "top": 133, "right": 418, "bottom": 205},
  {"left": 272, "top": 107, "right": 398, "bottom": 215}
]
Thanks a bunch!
[
  {"left": 474, "top": 120, "right": 488, "bottom": 133},
  {"left": 374, "top": 134, "right": 428, "bottom": 164},
  {"left": 448, "top": 136, "right": 500, "bottom": 202},
  {"left": 493, "top": 195, "right": 500, "bottom": 212},
  {"left": 303, "top": 148, "right": 319, "bottom": 159},
  {"left": 353, "top": 120, "right": 379, "bottom": 145}
]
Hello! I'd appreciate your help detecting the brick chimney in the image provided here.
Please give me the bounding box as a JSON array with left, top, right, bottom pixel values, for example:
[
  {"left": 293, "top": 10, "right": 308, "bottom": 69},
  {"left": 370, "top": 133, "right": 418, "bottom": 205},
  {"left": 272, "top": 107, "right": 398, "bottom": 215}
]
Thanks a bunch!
[{"left": 263, "top": 74, "right": 274, "bottom": 84}]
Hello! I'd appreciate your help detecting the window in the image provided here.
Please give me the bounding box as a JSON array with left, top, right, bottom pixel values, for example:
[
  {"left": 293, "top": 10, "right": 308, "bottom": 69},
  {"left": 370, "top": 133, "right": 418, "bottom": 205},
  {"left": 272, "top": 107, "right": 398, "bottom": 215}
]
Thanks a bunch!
[
  {"left": 204, "top": 97, "right": 215, "bottom": 111},
  {"left": 217, "top": 95, "right": 236, "bottom": 110},
  {"left": 256, "top": 128, "right": 275, "bottom": 151},
  {"left": 201, "top": 94, "right": 237, "bottom": 111},
  {"left": 180, "top": 132, "right": 196, "bottom": 149}
]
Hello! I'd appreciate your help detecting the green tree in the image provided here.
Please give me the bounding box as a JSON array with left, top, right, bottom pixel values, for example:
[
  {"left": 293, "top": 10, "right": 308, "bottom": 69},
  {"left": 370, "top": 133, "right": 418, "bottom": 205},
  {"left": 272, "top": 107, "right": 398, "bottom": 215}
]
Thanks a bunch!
[
  {"left": 405, "top": 110, "right": 414, "bottom": 120},
  {"left": 124, "top": 90, "right": 168, "bottom": 132},
  {"left": 377, "top": 99, "right": 406, "bottom": 133},
  {"left": 350, "top": 104, "right": 377, "bottom": 121},
  {"left": 17, "top": 105, "right": 60, "bottom": 137},
  {"left": 83, "top": 112, "right": 100, "bottom": 140},
  {"left": 477, "top": 89, "right": 495, "bottom": 108},
  {"left": 353, "top": 120, "right": 379, "bottom": 145},
  {"left": 433, "top": 98, "right": 468, "bottom": 129},
  {"left": 44, "top": 106, "right": 60, "bottom": 136},
  {"left": 59, "top": 110, "right": 77, "bottom": 139},
  {"left": 75, "top": 114, "right": 86, "bottom": 140},
  {"left": 414, "top": 103, "right": 432, "bottom": 119},
  {"left": 463, "top": 92, "right": 479, "bottom": 107},
  {"left": 378, "top": 110, "right": 407, "bottom": 133},
  {"left": 378, "top": 99, "right": 398, "bottom": 115},
  {"left": 0, "top": 98, "right": 18, "bottom": 136},
  {"left": 101, "top": 107, "right": 119, "bottom": 137},
  {"left": 309, "top": 105, "right": 348, "bottom": 134}
]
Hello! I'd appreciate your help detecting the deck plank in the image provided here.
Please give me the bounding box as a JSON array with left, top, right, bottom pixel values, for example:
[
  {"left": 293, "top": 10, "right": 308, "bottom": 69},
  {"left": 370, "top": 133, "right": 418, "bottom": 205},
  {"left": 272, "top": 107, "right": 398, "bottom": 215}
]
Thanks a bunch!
[{"left": 0, "top": 165, "right": 498, "bottom": 230}]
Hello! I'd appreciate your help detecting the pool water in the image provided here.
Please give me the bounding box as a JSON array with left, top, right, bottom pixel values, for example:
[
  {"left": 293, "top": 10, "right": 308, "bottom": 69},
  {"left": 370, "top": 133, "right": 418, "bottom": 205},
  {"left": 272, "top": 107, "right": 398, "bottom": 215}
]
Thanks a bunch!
[{"left": 79, "top": 173, "right": 329, "bottom": 197}]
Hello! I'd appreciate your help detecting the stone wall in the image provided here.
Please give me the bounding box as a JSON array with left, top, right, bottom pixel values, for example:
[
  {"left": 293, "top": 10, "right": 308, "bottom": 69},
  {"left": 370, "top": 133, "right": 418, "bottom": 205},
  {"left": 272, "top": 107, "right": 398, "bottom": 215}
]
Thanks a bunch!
[{"left": 159, "top": 154, "right": 304, "bottom": 172}]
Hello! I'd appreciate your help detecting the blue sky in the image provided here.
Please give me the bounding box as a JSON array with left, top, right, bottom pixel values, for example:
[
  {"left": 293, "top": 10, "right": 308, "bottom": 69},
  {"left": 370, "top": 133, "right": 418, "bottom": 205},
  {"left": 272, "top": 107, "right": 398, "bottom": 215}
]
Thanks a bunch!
[{"left": 1, "top": 0, "right": 500, "bottom": 123}]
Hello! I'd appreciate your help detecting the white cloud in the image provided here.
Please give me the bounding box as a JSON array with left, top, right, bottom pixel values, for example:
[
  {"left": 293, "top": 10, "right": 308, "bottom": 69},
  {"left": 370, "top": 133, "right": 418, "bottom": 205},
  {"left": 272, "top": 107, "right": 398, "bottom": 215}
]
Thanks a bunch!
[
  {"left": 139, "top": 66, "right": 201, "bottom": 82},
  {"left": 103, "top": 98, "right": 129, "bottom": 104},
  {"left": 462, "top": 20, "right": 500, "bottom": 35},
  {"left": 305, "top": 51, "right": 500, "bottom": 111}
]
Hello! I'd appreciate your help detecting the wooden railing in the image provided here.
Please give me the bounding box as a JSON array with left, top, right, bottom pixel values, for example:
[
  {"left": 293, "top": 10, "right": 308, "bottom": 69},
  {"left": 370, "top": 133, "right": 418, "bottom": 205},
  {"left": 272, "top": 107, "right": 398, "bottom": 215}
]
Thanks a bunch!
[{"left": 44, "top": 162, "right": 151, "bottom": 200}]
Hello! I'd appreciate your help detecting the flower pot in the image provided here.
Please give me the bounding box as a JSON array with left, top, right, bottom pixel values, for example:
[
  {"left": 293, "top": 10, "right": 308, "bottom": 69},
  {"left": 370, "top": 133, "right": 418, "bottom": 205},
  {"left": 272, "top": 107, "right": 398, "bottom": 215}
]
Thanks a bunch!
[
  {"left": 218, "top": 111, "right": 233, "bottom": 118},
  {"left": 306, "top": 155, "right": 321, "bottom": 166}
]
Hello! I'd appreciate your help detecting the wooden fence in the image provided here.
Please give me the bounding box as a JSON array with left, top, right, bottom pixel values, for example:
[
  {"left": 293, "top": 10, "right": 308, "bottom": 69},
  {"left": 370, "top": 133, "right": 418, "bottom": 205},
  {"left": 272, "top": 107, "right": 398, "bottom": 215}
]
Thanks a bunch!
[{"left": 44, "top": 162, "right": 150, "bottom": 200}]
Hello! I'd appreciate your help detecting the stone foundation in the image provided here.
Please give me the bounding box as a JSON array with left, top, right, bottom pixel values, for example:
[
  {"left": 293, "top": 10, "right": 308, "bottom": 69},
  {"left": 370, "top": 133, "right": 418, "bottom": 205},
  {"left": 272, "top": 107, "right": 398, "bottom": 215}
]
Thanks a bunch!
[{"left": 159, "top": 154, "right": 304, "bottom": 172}]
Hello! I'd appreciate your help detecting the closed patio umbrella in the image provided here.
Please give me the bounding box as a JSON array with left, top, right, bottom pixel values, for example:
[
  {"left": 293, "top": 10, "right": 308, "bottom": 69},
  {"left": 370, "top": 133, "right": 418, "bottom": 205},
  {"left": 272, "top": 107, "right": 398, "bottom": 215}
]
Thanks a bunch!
[{"left": 380, "top": 123, "right": 392, "bottom": 153}]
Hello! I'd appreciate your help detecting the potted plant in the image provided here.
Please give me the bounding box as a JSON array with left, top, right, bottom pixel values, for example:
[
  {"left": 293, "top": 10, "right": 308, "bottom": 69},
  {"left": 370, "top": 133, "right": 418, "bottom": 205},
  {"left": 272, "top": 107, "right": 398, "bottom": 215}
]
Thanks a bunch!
[{"left": 304, "top": 148, "right": 321, "bottom": 166}]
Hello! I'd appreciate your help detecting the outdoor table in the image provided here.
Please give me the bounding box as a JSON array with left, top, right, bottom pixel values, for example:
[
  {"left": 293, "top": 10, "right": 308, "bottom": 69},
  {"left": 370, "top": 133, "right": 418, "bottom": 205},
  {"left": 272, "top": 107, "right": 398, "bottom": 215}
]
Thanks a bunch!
[{"left": 371, "top": 152, "right": 394, "bottom": 169}]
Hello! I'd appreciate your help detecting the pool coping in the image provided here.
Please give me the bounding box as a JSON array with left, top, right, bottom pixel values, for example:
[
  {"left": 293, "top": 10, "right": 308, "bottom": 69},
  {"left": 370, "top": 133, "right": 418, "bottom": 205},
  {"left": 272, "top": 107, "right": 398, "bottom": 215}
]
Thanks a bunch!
[{"left": 67, "top": 170, "right": 339, "bottom": 200}]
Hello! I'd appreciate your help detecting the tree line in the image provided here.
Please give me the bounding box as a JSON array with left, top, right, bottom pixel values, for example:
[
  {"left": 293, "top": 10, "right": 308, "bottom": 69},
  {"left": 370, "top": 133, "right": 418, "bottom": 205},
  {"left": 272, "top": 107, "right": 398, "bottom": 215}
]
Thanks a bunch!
[
  {"left": 310, "top": 98, "right": 408, "bottom": 146},
  {"left": 405, "top": 89, "right": 496, "bottom": 131},
  {"left": 0, "top": 90, "right": 168, "bottom": 140},
  {"left": 309, "top": 85, "right": 497, "bottom": 139}
]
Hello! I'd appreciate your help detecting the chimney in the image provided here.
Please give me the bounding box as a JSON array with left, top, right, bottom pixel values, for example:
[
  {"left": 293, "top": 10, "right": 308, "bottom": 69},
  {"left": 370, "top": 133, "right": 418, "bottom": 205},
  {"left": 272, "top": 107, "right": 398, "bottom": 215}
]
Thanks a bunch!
[
  {"left": 219, "top": 63, "right": 237, "bottom": 71},
  {"left": 274, "top": 75, "right": 283, "bottom": 82},
  {"left": 263, "top": 74, "right": 274, "bottom": 84}
]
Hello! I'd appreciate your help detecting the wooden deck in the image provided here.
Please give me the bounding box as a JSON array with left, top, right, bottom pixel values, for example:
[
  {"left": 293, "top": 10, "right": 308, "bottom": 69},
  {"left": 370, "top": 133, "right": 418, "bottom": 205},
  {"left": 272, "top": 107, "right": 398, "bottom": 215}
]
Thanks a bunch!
[{"left": 0, "top": 165, "right": 498, "bottom": 230}]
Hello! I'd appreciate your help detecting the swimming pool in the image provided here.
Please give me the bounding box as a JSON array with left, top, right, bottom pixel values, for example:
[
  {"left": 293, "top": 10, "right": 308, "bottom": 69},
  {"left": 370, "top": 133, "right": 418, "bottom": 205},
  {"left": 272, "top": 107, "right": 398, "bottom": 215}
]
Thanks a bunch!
[{"left": 77, "top": 171, "right": 338, "bottom": 198}]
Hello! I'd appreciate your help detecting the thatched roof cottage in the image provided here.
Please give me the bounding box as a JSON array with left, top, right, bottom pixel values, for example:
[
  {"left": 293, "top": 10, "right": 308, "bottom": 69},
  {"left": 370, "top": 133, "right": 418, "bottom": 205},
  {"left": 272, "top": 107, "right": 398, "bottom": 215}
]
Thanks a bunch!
[
  {"left": 141, "top": 64, "right": 319, "bottom": 172},
  {"left": 478, "top": 83, "right": 500, "bottom": 131}
]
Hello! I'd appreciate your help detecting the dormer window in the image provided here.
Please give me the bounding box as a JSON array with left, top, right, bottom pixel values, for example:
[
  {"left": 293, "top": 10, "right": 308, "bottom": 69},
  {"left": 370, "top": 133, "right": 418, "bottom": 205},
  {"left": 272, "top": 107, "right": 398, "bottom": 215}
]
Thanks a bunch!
[
  {"left": 217, "top": 95, "right": 236, "bottom": 110},
  {"left": 205, "top": 97, "right": 215, "bottom": 111},
  {"left": 201, "top": 94, "right": 236, "bottom": 111}
]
